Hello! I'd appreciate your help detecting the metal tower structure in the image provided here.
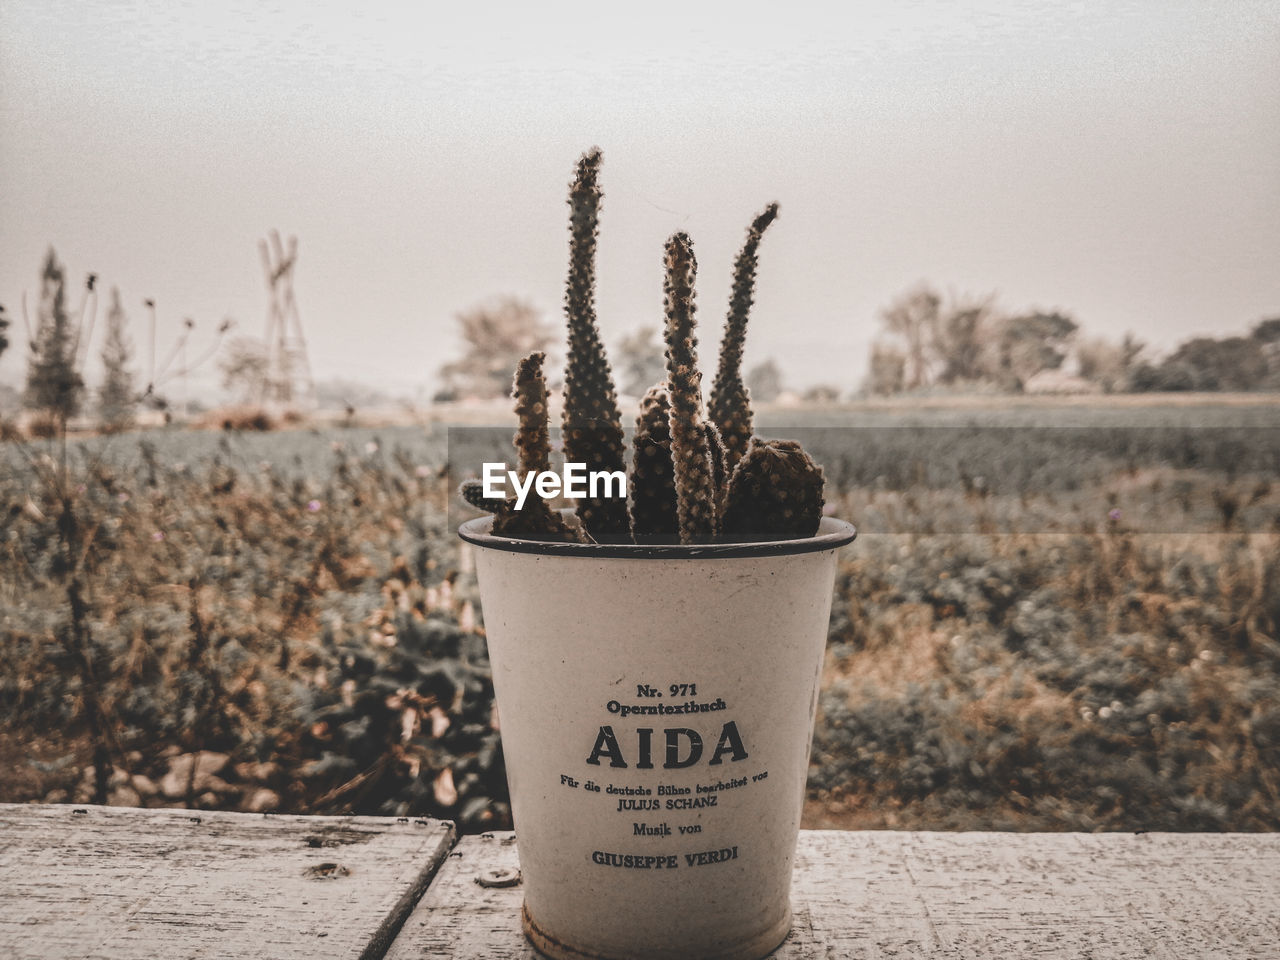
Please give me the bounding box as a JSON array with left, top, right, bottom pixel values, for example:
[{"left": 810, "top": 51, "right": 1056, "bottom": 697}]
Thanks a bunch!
[{"left": 259, "top": 230, "right": 315, "bottom": 409}]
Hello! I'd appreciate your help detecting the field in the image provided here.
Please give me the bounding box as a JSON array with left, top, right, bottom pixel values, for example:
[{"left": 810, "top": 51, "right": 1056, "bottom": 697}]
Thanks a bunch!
[{"left": 2, "top": 397, "right": 1278, "bottom": 832}]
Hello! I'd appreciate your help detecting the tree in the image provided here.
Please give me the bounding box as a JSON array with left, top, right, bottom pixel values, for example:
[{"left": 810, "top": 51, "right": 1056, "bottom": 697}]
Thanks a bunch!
[
  {"left": 1076, "top": 337, "right": 1126, "bottom": 393},
  {"left": 1161, "top": 336, "right": 1267, "bottom": 391},
  {"left": 1128, "top": 324, "right": 1277, "bottom": 393},
  {"left": 745, "top": 359, "right": 784, "bottom": 403},
  {"left": 932, "top": 294, "right": 997, "bottom": 384},
  {"left": 0, "top": 305, "right": 12, "bottom": 417},
  {"left": 1252, "top": 317, "right": 1280, "bottom": 345},
  {"left": 439, "top": 297, "right": 553, "bottom": 400},
  {"left": 98, "top": 288, "right": 136, "bottom": 430},
  {"left": 615, "top": 326, "right": 666, "bottom": 397},
  {"left": 1253, "top": 317, "right": 1280, "bottom": 389},
  {"left": 1129, "top": 360, "right": 1193, "bottom": 392},
  {"left": 24, "top": 249, "right": 85, "bottom": 420},
  {"left": 879, "top": 284, "right": 941, "bottom": 389},
  {"left": 994, "top": 311, "right": 1078, "bottom": 390},
  {"left": 1078, "top": 332, "right": 1144, "bottom": 393},
  {"left": 1120, "top": 332, "right": 1146, "bottom": 369},
  {"left": 219, "top": 337, "right": 270, "bottom": 403},
  {"left": 865, "top": 342, "right": 906, "bottom": 396}
]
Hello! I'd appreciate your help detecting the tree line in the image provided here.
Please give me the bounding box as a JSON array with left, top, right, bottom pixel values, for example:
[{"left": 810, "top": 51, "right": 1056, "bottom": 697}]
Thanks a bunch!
[
  {"left": 865, "top": 283, "right": 1280, "bottom": 396},
  {"left": 437, "top": 287, "right": 1280, "bottom": 404},
  {"left": 8, "top": 250, "right": 1276, "bottom": 427}
]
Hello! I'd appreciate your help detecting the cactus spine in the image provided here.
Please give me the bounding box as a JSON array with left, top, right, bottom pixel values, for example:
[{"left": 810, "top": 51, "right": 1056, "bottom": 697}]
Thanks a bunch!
[
  {"left": 662, "top": 232, "right": 718, "bottom": 544},
  {"left": 561, "top": 147, "right": 630, "bottom": 543},
  {"left": 709, "top": 203, "right": 779, "bottom": 472}
]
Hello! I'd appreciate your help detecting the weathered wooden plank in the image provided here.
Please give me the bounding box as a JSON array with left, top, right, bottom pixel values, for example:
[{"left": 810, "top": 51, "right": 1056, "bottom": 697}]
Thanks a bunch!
[
  {"left": 0, "top": 804, "right": 455, "bottom": 960},
  {"left": 782, "top": 831, "right": 1280, "bottom": 958},
  {"left": 387, "top": 832, "right": 529, "bottom": 959},
  {"left": 385, "top": 830, "right": 1280, "bottom": 958}
]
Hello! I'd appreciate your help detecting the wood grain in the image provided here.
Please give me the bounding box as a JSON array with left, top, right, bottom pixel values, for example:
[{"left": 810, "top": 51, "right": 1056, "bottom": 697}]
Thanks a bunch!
[
  {"left": 386, "top": 830, "right": 1280, "bottom": 958},
  {"left": 0, "top": 803, "right": 455, "bottom": 960},
  {"left": 387, "top": 832, "right": 530, "bottom": 959}
]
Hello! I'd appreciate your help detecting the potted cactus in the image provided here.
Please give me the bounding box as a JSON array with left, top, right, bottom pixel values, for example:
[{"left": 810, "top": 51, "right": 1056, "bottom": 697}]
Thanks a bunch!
[{"left": 458, "top": 149, "right": 855, "bottom": 960}]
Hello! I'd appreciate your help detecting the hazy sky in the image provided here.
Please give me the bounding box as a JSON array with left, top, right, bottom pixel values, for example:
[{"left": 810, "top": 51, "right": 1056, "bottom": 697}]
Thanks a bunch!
[{"left": 2, "top": 0, "right": 1278, "bottom": 398}]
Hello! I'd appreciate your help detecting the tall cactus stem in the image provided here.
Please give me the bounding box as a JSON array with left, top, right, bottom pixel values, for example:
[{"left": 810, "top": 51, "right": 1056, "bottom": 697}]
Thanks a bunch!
[
  {"left": 513, "top": 351, "right": 552, "bottom": 477},
  {"left": 663, "top": 232, "right": 717, "bottom": 544},
  {"left": 560, "top": 147, "right": 631, "bottom": 542},
  {"left": 493, "top": 351, "right": 583, "bottom": 543},
  {"left": 709, "top": 203, "right": 780, "bottom": 471}
]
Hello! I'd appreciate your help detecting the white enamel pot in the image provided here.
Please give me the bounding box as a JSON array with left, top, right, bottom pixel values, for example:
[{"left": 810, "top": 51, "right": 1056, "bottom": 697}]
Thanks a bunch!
[{"left": 459, "top": 516, "right": 856, "bottom": 960}]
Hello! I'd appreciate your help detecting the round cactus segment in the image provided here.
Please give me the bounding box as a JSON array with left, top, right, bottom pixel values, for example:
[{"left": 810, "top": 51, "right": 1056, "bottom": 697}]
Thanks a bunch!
[{"left": 721, "top": 437, "right": 824, "bottom": 541}]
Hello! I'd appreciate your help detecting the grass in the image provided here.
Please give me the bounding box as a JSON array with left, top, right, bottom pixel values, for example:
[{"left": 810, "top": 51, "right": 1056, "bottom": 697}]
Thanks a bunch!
[{"left": 1, "top": 399, "right": 1278, "bottom": 831}]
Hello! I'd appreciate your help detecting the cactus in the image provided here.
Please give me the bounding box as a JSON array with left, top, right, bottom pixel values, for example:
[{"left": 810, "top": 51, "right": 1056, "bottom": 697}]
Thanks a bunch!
[
  {"left": 512, "top": 351, "right": 553, "bottom": 477},
  {"left": 709, "top": 203, "right": 779, "bottom": 472},
  {"left": 627, "top": 384, "right": 728, "bottom": 547},
  {"left": 662, "top": 232, "right": 718, "bottom": 544},
  {"left": 459, "top": 479, "right": 507, "bottom": 514},
  {"left": 628, "top": 383, "right": 677, "bottom": 542},
  {"left": 560, "top": 147, "right": 631, "bottom": 543},
  {"left": 466, "top": 151, "right": 830, "bottom": 548},
  {"left": 720, "top": 438, "right": 824, "bottom": 541},
  {"left": 491, "top": 352, "right": 583, "bottom": 543}
]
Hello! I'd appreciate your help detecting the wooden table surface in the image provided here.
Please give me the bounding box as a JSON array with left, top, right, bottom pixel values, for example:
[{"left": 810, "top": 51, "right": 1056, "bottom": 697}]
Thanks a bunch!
[{"left": 2, "top": 804, "right": 1278, "bottom": 959}]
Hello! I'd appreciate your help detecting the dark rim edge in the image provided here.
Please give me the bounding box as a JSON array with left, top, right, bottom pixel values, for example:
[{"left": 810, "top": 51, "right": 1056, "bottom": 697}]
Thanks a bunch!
[{"left": 458, "top": 515, "right": 856, "bottom": 559}]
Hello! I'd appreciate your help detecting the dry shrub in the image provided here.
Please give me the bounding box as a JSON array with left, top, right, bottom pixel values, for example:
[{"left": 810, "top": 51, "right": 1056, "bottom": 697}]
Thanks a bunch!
[{"left": 220, "top": 408, "right": 276, "bottom": 432}]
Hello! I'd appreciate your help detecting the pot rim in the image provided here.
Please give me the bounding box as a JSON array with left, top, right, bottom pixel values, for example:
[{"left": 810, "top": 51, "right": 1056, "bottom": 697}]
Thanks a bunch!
[{"left": 458, "top": 514, "right": 856, "bottom": 559}]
